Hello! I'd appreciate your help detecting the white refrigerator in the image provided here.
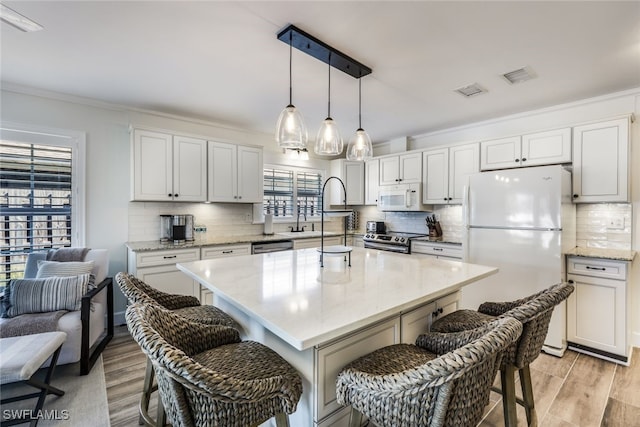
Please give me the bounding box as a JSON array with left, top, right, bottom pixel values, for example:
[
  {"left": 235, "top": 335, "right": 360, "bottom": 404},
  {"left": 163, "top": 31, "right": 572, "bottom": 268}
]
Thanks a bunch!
[{"left": 462, "top": 165, "right": 575, "bottom": 356}]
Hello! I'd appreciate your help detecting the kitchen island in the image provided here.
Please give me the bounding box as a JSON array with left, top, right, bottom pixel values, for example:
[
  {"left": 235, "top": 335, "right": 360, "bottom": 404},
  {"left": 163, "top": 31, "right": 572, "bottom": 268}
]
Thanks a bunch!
[{"left": 177, "top": 247, "right": 497, "bottom": 427}]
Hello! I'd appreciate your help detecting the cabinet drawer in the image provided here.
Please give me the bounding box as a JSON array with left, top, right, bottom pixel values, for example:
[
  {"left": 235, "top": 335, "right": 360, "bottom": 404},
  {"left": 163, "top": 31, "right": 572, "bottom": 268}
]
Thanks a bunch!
[
  {"left": 136, "top": 248, "right": 200, "bottom": 268},
  {"left": 201, "top": 244, "right": 251, "bottom": 259},
  {"left": 411, "top": 241, "right": 462, "bottom": 259},
  {"left": 567, "top": 256, "right": 627, "bottom": 280}
]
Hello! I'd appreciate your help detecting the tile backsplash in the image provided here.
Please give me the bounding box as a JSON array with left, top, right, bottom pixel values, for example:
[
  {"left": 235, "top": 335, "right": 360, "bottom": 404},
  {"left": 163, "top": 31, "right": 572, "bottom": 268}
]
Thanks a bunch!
[
  {"left": 128, "top": 202, "right": 342, "bottom": 242},
  {"left": 576, "top": 203, "right": 632, "bottom": 250},
  {"left": 355, "top": 205, "right": 464, "bottom": 242}
]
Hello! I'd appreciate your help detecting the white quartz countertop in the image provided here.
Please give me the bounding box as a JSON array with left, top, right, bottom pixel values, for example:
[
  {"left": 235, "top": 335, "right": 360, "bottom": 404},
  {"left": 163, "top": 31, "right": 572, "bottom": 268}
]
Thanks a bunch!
[{"left": 177, "top": 247, "right": 497, "bottom": 351}]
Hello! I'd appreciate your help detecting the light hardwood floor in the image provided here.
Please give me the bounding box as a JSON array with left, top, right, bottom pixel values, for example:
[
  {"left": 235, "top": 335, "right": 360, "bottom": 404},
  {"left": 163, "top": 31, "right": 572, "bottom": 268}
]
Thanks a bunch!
[{"left": 104, "top": 325, "right": 640, "bottom": 426}]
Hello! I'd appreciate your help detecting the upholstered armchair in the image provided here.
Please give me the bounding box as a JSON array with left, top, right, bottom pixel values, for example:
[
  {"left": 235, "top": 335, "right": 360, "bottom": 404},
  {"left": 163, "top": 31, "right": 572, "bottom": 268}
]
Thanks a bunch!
[{"left": 0, "top": 249, "right": 113, "bottom": 375}]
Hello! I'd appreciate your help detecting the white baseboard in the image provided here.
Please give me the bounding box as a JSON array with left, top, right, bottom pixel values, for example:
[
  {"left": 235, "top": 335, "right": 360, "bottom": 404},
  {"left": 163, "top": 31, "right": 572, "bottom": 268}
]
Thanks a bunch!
[
  {"left": 114, "top": 310, "right": 126, "bottom": 327},
  {"left": 632, "top": 331, "right": 640, "bottom": 349}
]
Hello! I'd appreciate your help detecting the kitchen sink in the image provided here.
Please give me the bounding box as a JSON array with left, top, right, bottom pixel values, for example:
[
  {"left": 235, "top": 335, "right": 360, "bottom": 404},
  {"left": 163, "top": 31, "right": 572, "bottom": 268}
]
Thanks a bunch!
[{"left": 275, "top": 231, "right": 339, "bottom": 238}]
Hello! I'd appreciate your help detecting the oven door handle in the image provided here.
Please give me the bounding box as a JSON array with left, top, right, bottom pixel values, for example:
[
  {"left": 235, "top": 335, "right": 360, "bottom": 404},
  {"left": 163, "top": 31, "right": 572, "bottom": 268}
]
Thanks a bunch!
[{"left": 364, "top": 241, "right": 409, "bottom": 253}]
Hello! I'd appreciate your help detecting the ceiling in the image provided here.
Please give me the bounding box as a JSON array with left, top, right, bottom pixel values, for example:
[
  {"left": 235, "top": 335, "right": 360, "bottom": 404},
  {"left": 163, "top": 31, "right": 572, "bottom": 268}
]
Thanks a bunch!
[{"left": 2, "top": 1, "right": 639, "bottom": 144}]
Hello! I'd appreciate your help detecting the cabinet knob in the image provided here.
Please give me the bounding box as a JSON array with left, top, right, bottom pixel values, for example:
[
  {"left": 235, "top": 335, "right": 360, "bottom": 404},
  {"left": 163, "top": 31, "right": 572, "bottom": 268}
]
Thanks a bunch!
[
  {"left": 234, "top": 196, "right": 238, "bottom": 199},
  {"left": 174, "top": 194, "right": 178, "bottom": 197},
  {"left": 567, "top": 280, "right": 574, "bottom": 284},
  {"left": 521, "top": 158, "right": 527, "bottom": 162},
  {"left": 168, "top": 193, "right": 172, "bottom": 197},
  {"left": 444, "top": 198, "right": 448, "bottom": 201},
  {"left": 238, "top": 196, "right": 242, "bottom": 199},
  {"left": 573, "top": 194, "right": 579, "bottom": 199},
  {"left": 515, "top": 159, "right": 520, "bottom": 163}
]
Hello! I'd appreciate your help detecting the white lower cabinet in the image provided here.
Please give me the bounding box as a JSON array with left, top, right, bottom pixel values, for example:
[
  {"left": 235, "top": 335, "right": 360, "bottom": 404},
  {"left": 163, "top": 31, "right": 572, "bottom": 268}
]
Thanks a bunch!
[
  {"left": 566, "top": 256, "right": 630, "bottom": 364},
  {"left": 314, "top": 317, "right": 401, "bottom": 424},
  {"left": 411, "top": 241, "right": 462, "bottom": 260},
  {"left": 127, "top": 248, "right": 200, "bottom": 297},
  {"left": 199, "top": 244, "right": 251, "bottom": 304},
  {"left": 294, "top": 236, "right": 342, "bottom": 250},
  {"left": 400, "top": 291, "right": 460, "bottom": 344}
]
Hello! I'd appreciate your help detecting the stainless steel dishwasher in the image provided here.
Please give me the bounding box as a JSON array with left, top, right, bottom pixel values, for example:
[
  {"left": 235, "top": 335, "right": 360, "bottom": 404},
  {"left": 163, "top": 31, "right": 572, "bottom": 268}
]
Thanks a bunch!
[{"left": 251, "top": 240, "right": 294, "bottom": 254}]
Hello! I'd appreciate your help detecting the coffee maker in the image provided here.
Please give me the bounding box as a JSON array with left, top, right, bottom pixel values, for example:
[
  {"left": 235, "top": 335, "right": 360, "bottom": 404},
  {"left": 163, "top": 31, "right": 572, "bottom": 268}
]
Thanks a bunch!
[{"left": 160, "top": 215, "right": 194, "bottom": 243}]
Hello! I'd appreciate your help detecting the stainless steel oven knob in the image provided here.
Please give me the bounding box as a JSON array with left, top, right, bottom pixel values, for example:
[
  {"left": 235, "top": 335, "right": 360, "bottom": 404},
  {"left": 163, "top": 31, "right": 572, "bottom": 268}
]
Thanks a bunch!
[{"left": 400, "top": 238, "right": 405, "bottom": 242}]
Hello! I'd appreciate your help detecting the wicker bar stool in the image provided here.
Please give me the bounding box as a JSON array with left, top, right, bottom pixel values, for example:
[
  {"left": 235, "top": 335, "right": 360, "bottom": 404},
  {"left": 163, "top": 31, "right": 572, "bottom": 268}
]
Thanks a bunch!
[
  {"left": 336, "top": 317, "right": 523, "bottom": 427},
  {"left": 430, "top": 282, "right": 575, "bottom": 427},
  {"left": 125, "top": 302, "right": 303, "bottom": 427},
  {"left": 115, "top": 272, "right": 240, "bottom": 427}
]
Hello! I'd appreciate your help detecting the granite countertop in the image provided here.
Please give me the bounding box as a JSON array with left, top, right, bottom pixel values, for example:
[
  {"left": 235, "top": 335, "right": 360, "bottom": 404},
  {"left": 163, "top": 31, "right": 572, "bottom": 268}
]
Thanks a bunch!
[
  {"left": 565, "top": 247, "right": 636, "bottom": 262},
  {"left": 126, "top": 230, "right": 360, "bottom": 252}
]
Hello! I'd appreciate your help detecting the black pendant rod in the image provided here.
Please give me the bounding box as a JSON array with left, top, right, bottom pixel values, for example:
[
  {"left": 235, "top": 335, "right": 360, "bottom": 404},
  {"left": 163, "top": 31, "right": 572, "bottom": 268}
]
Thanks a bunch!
[
  {"left": 327, "top": 53, "right": 331, "bottom": 118},
  {"left": 277, "top": 24, "right": 372, "bottom": 79},
  {"left": 288, "top": 31, "right": 293, "bottom": 106},
  {"left": 358, "top": 76, "right": 362, "bottom": 129}
]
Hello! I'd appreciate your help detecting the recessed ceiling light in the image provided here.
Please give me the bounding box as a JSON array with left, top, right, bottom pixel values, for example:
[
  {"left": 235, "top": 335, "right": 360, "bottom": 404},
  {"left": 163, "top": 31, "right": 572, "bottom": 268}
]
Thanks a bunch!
[
  {"left": 454, "top": 83, "right": 487, "bottom": 98},
  {"left": 502, "top": 66, "right": 537, "bottom": 84},
  {"left": 0, "top": 4, "right": 43, "bottom": 32}
]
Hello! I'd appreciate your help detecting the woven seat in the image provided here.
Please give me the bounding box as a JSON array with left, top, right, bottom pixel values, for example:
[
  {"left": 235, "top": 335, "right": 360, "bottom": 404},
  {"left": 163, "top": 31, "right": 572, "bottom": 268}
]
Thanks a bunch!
[
  {"left": 336, "top": 317, "right": 523, "bottom": 427},
  {"left": 115, "top": 272, "right": 240, "bottom": 427},
  {"left": 430, "top": 282, "right": 575, "bottom": 427},
  {"left": 126, "top": 302, "right": 303, "bottom": 427}
]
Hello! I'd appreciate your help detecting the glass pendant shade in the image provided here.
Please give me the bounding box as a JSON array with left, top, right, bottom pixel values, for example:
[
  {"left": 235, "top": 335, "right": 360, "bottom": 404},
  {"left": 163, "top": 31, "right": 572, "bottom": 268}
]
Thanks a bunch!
[
  {"left": 276, "top": 104, "right": 307, "bottom": 149},
  {"left": 346, "top": 128, "right": 373, "bottom": 161},
  {"left": 315, "top": 117, "right": 343, "bottom": 155}
]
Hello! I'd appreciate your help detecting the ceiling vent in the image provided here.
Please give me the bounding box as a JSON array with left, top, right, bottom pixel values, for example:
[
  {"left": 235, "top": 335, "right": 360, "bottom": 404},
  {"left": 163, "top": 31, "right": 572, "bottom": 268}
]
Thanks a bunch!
[
  {"left": 454, "top": 83, "right": 487, "bottom": 98},
  {"left": 502, "top": 66, "right": 536, "bottom": 84}
]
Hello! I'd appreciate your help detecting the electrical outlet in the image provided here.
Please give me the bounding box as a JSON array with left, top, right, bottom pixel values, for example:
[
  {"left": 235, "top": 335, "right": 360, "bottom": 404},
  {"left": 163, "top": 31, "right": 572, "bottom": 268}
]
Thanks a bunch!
[
  {"left": 245, "top": 212, "right": 252, "bottom": 223},
  {"left": 607, "top": 215, "right": 624, "bottom": 230}
]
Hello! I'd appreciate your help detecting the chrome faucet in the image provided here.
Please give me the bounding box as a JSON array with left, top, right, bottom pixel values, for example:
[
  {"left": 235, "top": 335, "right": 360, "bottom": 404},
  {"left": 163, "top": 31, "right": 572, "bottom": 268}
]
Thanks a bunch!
[{"left": 290, "top": 211, "right": 307, "bottom": 232}]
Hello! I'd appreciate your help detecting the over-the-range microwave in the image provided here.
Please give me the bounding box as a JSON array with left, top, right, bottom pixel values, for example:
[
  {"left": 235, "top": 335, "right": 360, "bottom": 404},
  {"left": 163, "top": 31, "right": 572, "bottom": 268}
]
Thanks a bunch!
[{"left": 377, "top": 183, "right": 431, "bottom": 212}]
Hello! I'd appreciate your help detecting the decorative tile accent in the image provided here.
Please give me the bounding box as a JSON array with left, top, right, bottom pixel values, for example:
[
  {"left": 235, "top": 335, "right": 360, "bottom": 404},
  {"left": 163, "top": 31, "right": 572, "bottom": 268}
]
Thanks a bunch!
[{"left": 575, "top": 203, "right": 632, "bottom": 250}]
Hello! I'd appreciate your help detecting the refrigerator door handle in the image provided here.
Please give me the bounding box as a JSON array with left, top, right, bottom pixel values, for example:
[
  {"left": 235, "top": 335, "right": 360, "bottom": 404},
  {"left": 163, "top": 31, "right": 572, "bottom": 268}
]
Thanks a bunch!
[{"left": 462, "top": 183, "right": 470, "bottom": 261}]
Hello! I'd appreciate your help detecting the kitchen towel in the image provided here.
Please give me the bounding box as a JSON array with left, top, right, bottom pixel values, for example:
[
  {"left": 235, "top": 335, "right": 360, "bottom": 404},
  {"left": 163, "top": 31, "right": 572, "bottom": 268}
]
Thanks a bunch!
[{"left": 264, "top": 214, "right": 273, "bottom": 235}]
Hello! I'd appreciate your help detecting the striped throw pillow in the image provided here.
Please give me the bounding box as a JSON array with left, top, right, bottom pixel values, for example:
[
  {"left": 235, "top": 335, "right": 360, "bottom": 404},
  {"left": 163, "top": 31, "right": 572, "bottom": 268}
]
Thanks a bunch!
[
  {"left": 36, "top": 260, "right": 94, "bottom": 278},
  {"left": 0, "top": 274, "right": 91, "bottom": 318}
]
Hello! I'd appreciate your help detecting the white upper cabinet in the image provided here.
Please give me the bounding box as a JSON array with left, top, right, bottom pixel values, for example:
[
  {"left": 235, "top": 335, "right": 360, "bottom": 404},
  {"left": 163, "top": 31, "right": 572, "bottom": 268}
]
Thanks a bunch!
[
  {"left": 208, "top": 141, "right": 263, "bottom": 203},
  {"left": 330, "top": 159, "right": 365, "bottom": 205},
  {"left": 572, "top": 117, "right": 629, "bottom": 203},
  {"left": 480, "top": 128, "right": 571, "bottom": 171},
  {"left": 364, "top": 159, "right": 379, "bottom": 205},
  {"left": 379, "top": 152, "right": 422, "bottom": 185},
  {"left": 132, "top": 129, "right": 206, "bottom": 202},
  {"left": 423, "top": 143, "right": 479, "bottom": 204}
]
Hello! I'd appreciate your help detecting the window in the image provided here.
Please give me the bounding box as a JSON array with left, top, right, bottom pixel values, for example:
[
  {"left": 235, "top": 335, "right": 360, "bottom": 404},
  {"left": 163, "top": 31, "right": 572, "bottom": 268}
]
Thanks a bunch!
[
  {"left": 0, "top": 124, "right": 85, "bottom": 287},
  {"left": 263, "top": 166, "right": 323, "bottom": 220}
]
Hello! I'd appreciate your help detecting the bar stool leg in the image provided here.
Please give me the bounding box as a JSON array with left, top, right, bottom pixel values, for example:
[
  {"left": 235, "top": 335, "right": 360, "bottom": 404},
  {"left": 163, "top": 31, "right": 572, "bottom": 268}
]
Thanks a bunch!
[
  {"left": 156, "top": 398, "right": 166, "bottom": 427},
  {"left": 519, "top": 365, "right": 538, "bottom": 427},
  {"left": 274, "top": 412, "right": 290, "bottom": 427},
  {"left": 139, "top": 358, "right": 155, "bottom": 426},
  {"left": 349, "top": 408, "right": 363, "bottom": 427},
  {"left": 500, "top": 364, "right": 518, "bottom": 427}
]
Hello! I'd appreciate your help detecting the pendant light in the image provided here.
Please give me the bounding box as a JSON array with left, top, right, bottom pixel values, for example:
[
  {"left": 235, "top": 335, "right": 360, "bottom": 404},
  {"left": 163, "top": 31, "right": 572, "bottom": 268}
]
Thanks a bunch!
[
  {"left": 275, "top": 31, "right": 307, "bottom": 149},
  {"left": 346, "top": 74, "right": 373, "bottom": 161},
  {"left": 314, "top": 53, "right": 343, "bottom": 155}
]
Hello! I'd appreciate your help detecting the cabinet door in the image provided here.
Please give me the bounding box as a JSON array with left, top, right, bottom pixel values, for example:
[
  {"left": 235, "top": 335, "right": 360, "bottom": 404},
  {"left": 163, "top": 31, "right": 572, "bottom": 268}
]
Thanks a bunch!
[
  {"left": 207, "top": 141, "right": 237, "bottom": 202},
  {"left": 448, "top": 143, "right": 479, "bottom": 203},
  {"left": 137, "top": 265, "right": 197, "bottom": 298},
  {"left": 379, "top": 156, "right": 400, "bottom": 185},
  {"left": 201, "top": 244, "right": 251, "bottom": 259},
  {"left": 173, "top": 136, "right": 207, "bottom": 202},
  {"left": 572, "top": 118, "right": 629, "bottom": 203},
  {"left": 521, "top": 128, "right": 571, "bottom": 167},
  {"left": 237, "top": 145, "right": 263, "bottom": 203},
  {"left": 344, "top": 161, "right": 364, "bottom": 205},
  {"left": 435, "top": 291, "right": 460, "bottom": 319},
  {"left": 422, "top": 148, "right": 449, "bottom": 204},
  {"left": 401, "top": 301, "right": 437, "bottom": 344},
  {"left": 364, "top": 159, "right": 379, "bottom": 205},
  {"left": 132, "top": 129, "right": 173, "bottom": 201},
  {"left": 567, "top": 274, "right": 626, "bottom": 357},
  {"left": 480, "top": 136, "right": 521, "bottom": 170},
  {"left": 399, "top": 152, "right": 422, "bottom": 183},
  {"left": 315, "top": 317, "right": 400, "bottom": 421}
]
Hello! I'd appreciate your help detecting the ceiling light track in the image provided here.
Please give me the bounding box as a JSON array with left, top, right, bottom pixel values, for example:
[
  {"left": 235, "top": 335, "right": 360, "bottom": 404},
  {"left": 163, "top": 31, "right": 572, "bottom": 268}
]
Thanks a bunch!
[{"left": 277, "top": 24, "right": 371, "bottom": 80}]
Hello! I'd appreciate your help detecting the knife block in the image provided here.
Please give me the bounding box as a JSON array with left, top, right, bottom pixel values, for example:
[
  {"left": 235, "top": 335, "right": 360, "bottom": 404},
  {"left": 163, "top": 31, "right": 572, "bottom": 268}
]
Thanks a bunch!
[{"left": 427, "top": 221, "right": 443, "bottom": 240}]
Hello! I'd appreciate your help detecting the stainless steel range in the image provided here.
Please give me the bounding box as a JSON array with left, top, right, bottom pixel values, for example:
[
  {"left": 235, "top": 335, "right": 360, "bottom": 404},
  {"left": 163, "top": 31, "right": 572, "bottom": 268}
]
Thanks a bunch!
[{"left": 363, "top": 231, "right": 428, "bottom": 254}]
